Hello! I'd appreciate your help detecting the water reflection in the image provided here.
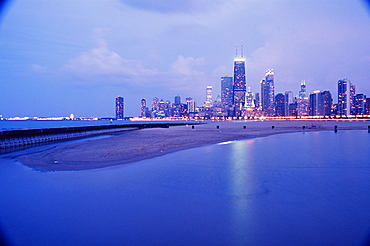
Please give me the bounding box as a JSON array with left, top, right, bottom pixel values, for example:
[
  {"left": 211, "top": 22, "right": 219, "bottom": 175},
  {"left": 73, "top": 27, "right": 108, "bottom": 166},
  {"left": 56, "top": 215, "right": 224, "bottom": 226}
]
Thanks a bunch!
[{"left": 227, "top": 140, "right": 256, "bottom": 243}]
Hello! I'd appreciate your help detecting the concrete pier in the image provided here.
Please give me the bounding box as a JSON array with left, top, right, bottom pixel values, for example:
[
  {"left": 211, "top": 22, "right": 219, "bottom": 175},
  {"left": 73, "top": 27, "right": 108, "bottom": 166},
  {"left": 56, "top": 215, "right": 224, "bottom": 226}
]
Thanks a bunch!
[{"left": 0, "top": 122, "right": 193, "bottom": 151}]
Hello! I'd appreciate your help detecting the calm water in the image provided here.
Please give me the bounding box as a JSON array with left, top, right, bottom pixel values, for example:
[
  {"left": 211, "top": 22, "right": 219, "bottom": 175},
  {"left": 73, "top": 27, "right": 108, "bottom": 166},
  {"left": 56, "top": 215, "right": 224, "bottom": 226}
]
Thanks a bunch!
[{"left": 0, "top": 131, "right": 369, "bottom": 245}]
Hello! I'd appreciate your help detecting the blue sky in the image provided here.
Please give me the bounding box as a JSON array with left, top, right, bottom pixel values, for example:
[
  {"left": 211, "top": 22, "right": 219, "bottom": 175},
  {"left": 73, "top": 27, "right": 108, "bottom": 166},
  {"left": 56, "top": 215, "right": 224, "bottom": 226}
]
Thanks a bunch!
[{"left": 1, "top": 0, "right": 370, "bottom": 117}]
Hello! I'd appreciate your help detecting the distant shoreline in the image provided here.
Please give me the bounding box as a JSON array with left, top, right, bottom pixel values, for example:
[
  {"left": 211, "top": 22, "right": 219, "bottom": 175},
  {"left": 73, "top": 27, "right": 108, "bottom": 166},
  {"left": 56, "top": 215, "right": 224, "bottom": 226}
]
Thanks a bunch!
[{"left": 18, "top": 120, "right": 370, "bottom": 171}]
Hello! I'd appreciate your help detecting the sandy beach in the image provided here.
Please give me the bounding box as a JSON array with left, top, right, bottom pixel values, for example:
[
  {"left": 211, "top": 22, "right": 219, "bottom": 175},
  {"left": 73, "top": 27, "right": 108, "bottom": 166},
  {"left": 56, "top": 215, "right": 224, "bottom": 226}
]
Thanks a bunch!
[{"left": 18, "top": 120, "right": 370, "bottom": 171}]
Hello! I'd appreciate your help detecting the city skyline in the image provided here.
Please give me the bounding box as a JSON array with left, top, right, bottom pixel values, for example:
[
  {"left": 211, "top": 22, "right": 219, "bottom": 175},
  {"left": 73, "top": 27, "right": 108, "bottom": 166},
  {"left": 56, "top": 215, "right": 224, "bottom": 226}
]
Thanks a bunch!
[
  {"left": 137, "top": 72, "right": 369, "bottom": 119},
  {"left": 1, "top": 0, "right": 370, "bottom": 117}
]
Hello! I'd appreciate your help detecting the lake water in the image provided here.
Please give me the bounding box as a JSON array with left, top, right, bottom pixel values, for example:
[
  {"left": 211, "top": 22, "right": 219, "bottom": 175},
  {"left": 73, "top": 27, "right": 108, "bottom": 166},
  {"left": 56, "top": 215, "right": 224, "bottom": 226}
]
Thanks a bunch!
[{"left": 0, "top": 130, "right": 369, "bottom": 245}]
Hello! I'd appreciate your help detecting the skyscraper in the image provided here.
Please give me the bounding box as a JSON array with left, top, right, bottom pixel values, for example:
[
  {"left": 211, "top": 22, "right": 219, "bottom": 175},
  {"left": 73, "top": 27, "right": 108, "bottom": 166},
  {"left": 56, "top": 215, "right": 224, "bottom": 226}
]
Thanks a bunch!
[
  {"left": 261, "top": 69, "right": 275, "bottom": 116},
  {"left": 204, "top": 85, "right": 213, "bottom": 107},
  {"left": 309, "top": 90, "right": 332, "bottom": 116},
  {"left": 354, "top": 94, "right": 366, "bottom": 115},
  {"left": 350, "top": 83, "right": 356, "bottom": 115},
  {"left": 140, "top": 98, "right": 148, "bottom": 118},
  {"left": 275, "top": 93, "right": 285, "bottom": 116},
  {"left": 254, "top": 93, "right": 260, "bottom": 109},
  {"left": 221, "top": 76, "right": 233, "bottom": 110},
  {"left": 309, "top": 90, "right": 320, "bottom": 116},
  {"left": 285, "top": 91, "right": 294, "bottom": 116},
  {"left": 151, "top": 97, "right": 159, "bottom": 118},
  {"left": 115, "top": 96, "right": 124, "bottom": 119},
  {"left": 338, "top": 78, "right": 350, "bottom": 116},
  {"left": 233, "top": 57, "right": 246, "bottom": 111},
  {"left": 245, "top": 87, "right": 255, "bottom": 108},
  {"left": 186, "top": 97, "right": 196, "bottom": 113},
  {"left": 174, "top": 95, "right": 181, "bottom": 106},
  {"left": 319, "top": 91, "right": 332, "bottom": 116},
  {"left": 297, "top": 81, "right": 309, "bottom": 116},
  {"left": 299, "top": 80, "right": 307, "bottom": 99}
]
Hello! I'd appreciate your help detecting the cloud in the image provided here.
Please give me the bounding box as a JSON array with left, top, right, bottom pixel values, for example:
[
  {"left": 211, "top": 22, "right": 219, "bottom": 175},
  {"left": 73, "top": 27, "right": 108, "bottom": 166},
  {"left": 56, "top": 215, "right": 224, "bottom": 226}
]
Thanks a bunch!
[
  {"left": 63, "top": 41, "right": 157, "bottom": 81},
  {"left": 171, "top": 55, "right": 205, "bottom": 76},
  {"left": 120, "top": 0, "right": 224, "bottom": 13}
]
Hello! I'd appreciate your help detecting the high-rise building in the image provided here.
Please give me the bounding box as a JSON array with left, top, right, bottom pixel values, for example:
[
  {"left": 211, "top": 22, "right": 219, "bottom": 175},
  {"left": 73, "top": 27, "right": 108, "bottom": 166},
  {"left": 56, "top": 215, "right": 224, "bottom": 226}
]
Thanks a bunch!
[
  {"left": 151, "top": 97, "right": 159, "bottom": 118},
  {"left": 299, "top": 80, "right": 307, "bottom": 99},
  {"left": 186, "top": 97, "right": 196, "bottom": 113},
  {"left": 233, "top": 57, "right": 246, "bottom": 111},
  {"left": 275, "top": 93, "right": 285, "bottom": 116},
  {"left": 338, "top": 78, "right": 350, "bottom": 116},
  {"left": 354, "top": 94, "right": 366, "bottom": 115},
  {"left": 254, "top": 93, "right": 260, "bottom": 109},
  {"left": 350, "top": 83, "right": 356, "bottom": 115},
  {"left": 309, "top": 90, "right": 332, "bottom": 116},
  {"left": 165, "top": 100, "right": 171, "bottom": 117},
  {"left": 297, "top": 81, "right": 308, "bottom": 116},
  {"left": 309, "top": 90, "right": 320, "bottom": 116},
  {"left": 365, "top": 98, "right": 370, "bottom": 115},
  {"left": 140, "top": 98, "right": 148, "bottom": 118},
  {"left": 221, "top": 76, "right": 233, "bottom": 108},
  {"left": 319, "top": 91, "right": 332, "bottom": 116},
  {"left": 115, "top": 96, "right": 124, "bottom": 119},
  {"left": 245, "top": 87, "right": 255, "bottom": 108},
  {"left": 285, "top": 91, "right": 294, "bottom": 116},
  {"left": 297, "top": 98, "right": 309, "bottom": 116},
  {"left": 213, "top": 94, "right": 223, "bottom": 117},
  {"left": 204, "top": 85, "right": 213, "bottom": 107},
  {"left": 261, "top": 69, "right": 275, "bottom": 116},
  {"left": 174, "top": 95, "right": 181, "bottom": 105},
  {"left": 288, "top": 102, "right": 298, "bottom": 117}
]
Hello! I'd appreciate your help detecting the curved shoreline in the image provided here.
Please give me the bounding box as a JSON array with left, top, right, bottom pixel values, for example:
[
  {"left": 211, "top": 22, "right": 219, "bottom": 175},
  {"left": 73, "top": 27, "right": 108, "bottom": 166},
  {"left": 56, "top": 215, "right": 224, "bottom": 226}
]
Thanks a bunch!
[{"left": 18, "top": 120, "right": 370, "bottom": 171}]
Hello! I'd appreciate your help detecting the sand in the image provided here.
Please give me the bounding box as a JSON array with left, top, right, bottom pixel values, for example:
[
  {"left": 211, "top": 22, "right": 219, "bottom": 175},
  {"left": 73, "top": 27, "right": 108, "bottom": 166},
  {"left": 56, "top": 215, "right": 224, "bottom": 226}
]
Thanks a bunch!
[{"left": 18, "top": 120, "right": 370, "bottom": 171}]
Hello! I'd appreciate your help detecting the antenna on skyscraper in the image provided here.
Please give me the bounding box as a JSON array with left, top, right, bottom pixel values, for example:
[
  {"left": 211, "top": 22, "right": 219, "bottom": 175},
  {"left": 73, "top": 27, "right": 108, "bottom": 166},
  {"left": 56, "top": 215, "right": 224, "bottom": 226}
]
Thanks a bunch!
[
  {"left": 241, "top": 40, "right": 244, "bottom": 57},
  {"left": 235, "top": 44, "right": 238, "bottom": 57}
]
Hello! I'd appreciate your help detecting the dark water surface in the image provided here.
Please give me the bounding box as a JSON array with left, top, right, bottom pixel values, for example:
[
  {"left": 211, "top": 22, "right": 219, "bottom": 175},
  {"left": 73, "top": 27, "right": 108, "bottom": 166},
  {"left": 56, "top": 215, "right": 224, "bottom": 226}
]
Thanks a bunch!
[{"left": 0, "top": 131, "right": 369, "bottom": 245}]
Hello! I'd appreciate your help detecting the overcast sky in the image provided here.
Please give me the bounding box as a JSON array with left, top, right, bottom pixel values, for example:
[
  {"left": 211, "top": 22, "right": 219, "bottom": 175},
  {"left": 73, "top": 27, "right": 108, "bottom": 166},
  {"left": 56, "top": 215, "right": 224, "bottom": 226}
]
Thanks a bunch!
[{"left": 1, "top": 0, "right": 370, "bottom": 117}]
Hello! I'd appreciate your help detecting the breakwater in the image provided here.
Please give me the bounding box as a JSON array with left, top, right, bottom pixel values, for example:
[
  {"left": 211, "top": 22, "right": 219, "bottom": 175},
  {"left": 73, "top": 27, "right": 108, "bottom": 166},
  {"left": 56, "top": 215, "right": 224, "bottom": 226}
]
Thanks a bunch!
[{"left": 0, "top": 122, "right": 191, "bottom": 152}]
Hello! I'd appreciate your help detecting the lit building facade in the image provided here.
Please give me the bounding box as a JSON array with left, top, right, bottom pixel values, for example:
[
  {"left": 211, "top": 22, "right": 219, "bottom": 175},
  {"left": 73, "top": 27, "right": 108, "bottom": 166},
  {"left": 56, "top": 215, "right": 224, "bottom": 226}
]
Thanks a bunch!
[
  {"left": 221, "top": 76, "right": 233, "bottom": 108},
  {"left": 186, "top": 97, "right": 196, "bottom": 113},
  {"left": 299, "top": 80, "right": 307, "bottom": 99},
  {"left": 115, "top": 96, "right": 124, "bottom": 119},
  {"left": 261, "top": 69, "right": 275, "bottom": 116},
  {"left": 140, "top": 98, "right": 148, "bottom": 118},
  {"left": 245, "top": 87, "right": 255, "bottom": 108},
  {"left": 309, "top": 91, "right": 320, "bottom": 116},
  {"left": 275, "top": 93, "right": 285, "bottom": 116},
  {"left": 319, "top": 90, "right": 332, "bottom": 116},
  {"left": 354, "top": 94, "right": 366, "bottom": 115},
  {"left": 338, "top": 78, "right": 350, "bottom": 116},
  {"left": 285, "top": 91, "right": 294, "bottom": 116},
  {"left": 309, "top": 90, "right": 332, "bottom": 116},
  {"left": 254, "top": 93, "right": 261, "bottom": 109},
  {"left": 204, "top": 85, "right": 213, "bottom": 107},
  {"left": 233, "top": 57, "right": 246, "bottom": 113},
  {"left": 349, "top": 83, "right": 356, "bottom": 115}
]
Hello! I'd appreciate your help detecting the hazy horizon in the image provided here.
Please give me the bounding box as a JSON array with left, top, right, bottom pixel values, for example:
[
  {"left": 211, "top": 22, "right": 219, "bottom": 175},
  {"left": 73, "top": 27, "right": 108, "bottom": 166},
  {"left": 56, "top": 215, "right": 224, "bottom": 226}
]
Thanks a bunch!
[{"left": 1, "top": 0, "right": 370, "bottom": 118}]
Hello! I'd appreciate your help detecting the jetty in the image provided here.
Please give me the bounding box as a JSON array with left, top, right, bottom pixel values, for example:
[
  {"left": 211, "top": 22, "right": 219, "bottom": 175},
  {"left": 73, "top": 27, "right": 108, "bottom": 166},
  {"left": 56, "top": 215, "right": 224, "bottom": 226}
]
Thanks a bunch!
[{"left": 0, "top": 122, "right": 196, "bottom": 151}]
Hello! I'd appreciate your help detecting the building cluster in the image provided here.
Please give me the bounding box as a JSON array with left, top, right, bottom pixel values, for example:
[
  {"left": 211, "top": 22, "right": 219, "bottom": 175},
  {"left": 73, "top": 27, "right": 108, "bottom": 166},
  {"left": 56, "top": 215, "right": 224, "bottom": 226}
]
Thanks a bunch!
[{"left": 115, "top": 48, "right": 370, "bottom": 120}]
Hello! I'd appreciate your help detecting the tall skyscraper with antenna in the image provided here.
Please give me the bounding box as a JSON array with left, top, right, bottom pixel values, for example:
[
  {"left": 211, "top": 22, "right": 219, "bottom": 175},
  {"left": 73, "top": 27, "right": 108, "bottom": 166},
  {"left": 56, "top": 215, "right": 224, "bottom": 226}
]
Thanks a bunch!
[
  {"left": 299, "top": 80, "right": 307, "bottom": 99},
  {"left": 233, "top": 41, "right": 246, "bottom": 114}
]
